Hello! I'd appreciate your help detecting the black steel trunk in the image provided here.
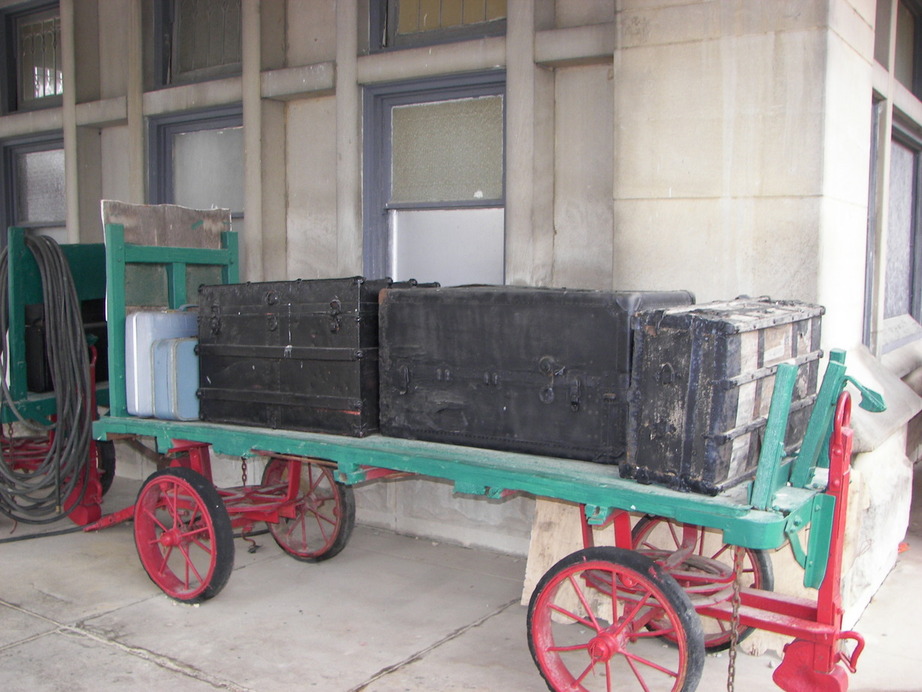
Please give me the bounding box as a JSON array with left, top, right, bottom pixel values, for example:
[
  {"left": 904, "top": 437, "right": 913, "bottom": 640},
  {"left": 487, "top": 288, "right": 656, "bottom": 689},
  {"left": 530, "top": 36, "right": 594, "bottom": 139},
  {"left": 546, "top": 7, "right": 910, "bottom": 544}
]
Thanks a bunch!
[
  {"left": 625, "top": 298, "right": 824, "bottom": 494},
  {"left": 197, "top": 277, "right": 402, "bottom": 436},
  {"left": 379, "top": 286, "right": 695, "bottom": 462}
]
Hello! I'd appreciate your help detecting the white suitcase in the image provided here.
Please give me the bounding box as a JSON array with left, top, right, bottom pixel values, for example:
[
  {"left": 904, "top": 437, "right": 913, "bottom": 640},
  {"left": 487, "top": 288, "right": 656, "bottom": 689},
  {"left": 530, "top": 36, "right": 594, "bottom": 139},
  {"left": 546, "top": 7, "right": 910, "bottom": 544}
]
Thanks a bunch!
[
  {"left": 125, "top": 309, "right": 197, "bottom": 416},
  {"left": 152, "top": 337, "right": 200, "bottom": 421}
]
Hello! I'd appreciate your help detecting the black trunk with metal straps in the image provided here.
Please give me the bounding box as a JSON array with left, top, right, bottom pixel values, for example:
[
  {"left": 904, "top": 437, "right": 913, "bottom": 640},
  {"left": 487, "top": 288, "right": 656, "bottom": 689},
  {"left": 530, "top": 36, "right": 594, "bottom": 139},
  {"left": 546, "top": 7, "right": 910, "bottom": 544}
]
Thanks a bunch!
[
  {"left": 379, "top": 285, "right": 695, "bottom": 463},
  {"left": 197, "top": 277, "right": 430, "bottom": 436}
]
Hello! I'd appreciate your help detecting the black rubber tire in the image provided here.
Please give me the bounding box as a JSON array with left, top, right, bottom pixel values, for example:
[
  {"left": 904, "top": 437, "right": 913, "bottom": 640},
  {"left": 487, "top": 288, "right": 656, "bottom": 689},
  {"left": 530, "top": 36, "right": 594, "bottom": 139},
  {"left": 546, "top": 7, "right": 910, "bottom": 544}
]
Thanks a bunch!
[
  {"left": 134, "top": 467, "right": 234, "bottom": 603},
  {"left": 261, "top": 458, "right": 355, "bottom": 562},
  {"left": 97, "top": 440, "right": 116, "bottom": 496},
  {"left": 632, "top": 516, "right": 774, "bottom": 651},
  {"left": 527, "top": 546, "right": 705, "bottom": 692}
]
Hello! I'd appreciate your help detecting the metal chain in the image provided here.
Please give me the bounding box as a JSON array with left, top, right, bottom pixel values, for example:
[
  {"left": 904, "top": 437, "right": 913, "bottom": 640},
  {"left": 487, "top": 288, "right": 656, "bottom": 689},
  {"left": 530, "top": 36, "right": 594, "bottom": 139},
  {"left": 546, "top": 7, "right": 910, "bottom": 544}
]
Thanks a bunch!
[
  {"left": 727, "top": 545, "right": 745, "bottom": 692},
  {"left": 241, "top": 457, "right": 248, "bottom": 487}
]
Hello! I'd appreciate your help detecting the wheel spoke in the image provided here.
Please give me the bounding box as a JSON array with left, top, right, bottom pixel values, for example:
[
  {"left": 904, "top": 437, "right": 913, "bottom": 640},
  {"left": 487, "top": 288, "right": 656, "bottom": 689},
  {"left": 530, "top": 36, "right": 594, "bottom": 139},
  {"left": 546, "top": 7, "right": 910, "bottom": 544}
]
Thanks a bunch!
[
  {"left": 156, "top": 544, "right": 173, "bottom": 577},
  {"left": 177, "top": 541, "right": 206, "bottom": 587},
  {"left": 624, "top": 648, "right": 681, "bottom": 679},
  {"left": 548, "top": 642, "right": 592, "bottom": 653},
  {"left": 548, "top": 603, "right": 598, "bottom": 630},
  {"left": 625, "top": 653, "right": 656, "bottom": 692},
  {"left": 574, "top": 658, "right": 601, "bottom": 686},
  {"left": 568, "top": 574, "right": 604, "bottom": 633}
]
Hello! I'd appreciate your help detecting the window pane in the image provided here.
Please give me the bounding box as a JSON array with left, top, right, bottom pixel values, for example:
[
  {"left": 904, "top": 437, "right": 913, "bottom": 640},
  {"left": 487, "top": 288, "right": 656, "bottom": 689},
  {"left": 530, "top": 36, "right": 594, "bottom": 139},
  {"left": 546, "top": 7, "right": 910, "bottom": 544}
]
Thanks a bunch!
[
  {"left": 17, "top": 11, "right": 62, "bottom": 105},
  {"left": 396, "top": 0, "right": 505, "bottom": 36},
  {"left": 886, "top": 138, "right": 915, "bottom": 319},
  {"left": 875, "top": 0, "right": 891, "bottom": 66},
  {"left": 391, "top": 95, "right": 503, "bottom": 203},
  {"left": 16, "top": 148, "right": 66, "bottom": 223},
  {"left": 172, "top": 126, "right": 245, "bottom": 212},
  {"left": 174, "top": 0, "right": 241, "bottom": 79},
  {"left": 895, "top": 2, "right": 916, "bottom": 90}
]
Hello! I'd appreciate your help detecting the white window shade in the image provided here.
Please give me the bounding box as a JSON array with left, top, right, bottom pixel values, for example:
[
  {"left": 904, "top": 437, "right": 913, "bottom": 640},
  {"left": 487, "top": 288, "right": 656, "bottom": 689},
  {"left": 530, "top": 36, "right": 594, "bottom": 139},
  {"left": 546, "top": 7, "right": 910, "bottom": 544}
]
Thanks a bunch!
[
  {"left": 389, "top": 208, "right": 504, "bottom": 285},
  {"left": 171, "top": 126, "right": 245, "bottom": 212}
]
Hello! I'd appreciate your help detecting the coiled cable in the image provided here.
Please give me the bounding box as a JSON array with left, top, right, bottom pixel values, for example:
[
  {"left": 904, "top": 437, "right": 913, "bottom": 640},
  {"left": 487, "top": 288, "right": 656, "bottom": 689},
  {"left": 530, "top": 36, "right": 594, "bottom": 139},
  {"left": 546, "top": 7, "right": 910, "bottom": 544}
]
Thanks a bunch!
[{"left": 0, "top": 235, "right": 92, "bottom": 524}]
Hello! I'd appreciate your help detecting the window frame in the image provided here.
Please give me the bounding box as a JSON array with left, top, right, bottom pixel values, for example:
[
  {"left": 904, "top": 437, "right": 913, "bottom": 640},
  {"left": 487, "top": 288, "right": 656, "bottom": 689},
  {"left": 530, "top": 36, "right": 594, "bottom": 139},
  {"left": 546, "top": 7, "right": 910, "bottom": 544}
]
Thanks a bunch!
[
  {"left": 0, "top": 131, "right": 66, "bottom": 246},
  {"left": 362, "top": 71, "right": 506, "bottom": 278},
  {"left": 370, "top": 0, "right": 506, "bottom": 53},
  {"left": 153, "top": 0, "right": 242, "bottom": 89},
  {"left": 0, "top": 1, "right": 62, "bottom": 114}
]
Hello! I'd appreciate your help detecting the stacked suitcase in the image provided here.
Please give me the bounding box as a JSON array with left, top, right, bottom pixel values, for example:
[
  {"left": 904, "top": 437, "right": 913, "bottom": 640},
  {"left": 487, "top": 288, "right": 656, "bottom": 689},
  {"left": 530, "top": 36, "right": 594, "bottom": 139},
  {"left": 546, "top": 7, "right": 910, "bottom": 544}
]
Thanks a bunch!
[
  {"left": 125, "top": 308, "right": 198, "bottom": 419},
  {"left": 378, "top": 286, "right": 695, "bottom": 463},
  {"left": 624, "top": 298, "right": 824, "bottom": 494}
]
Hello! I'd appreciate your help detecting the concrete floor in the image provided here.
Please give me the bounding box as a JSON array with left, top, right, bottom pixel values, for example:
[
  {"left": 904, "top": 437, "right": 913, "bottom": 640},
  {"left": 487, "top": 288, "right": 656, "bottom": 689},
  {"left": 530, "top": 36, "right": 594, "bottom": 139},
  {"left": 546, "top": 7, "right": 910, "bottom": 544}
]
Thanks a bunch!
[{"left": 1, "top": 465, "right": 920, "bottom": 692}]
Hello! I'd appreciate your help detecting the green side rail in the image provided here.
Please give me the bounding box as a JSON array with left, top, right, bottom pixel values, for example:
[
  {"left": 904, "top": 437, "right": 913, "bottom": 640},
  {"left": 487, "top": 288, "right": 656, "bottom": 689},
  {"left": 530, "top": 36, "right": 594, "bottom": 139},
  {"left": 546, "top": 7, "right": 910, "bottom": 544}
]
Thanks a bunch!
[
  {"left": 103, "top": 223, "right": 238, "bottom": 418},
  {"left": 3, "top": 226, "right": 109, "bottom": 423},
  {"left": 94, "top": 348, "right": 882, "bottom": 565}
]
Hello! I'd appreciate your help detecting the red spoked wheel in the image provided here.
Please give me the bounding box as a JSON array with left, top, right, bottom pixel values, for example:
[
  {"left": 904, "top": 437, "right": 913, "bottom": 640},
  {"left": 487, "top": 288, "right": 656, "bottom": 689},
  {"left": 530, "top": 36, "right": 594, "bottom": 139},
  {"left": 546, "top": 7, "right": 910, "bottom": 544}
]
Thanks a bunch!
[
  {"left": 632, "top": 517, "right": 773, "bottom": 651},
  {"left": 134, "top": 467, "right": 234, "bottom": 603},
  {"left": 528, "top": 546, "right": 704, "bottom": 692},
  {"left": 261, "top": 458, "right": 355, "bottom": 562}
]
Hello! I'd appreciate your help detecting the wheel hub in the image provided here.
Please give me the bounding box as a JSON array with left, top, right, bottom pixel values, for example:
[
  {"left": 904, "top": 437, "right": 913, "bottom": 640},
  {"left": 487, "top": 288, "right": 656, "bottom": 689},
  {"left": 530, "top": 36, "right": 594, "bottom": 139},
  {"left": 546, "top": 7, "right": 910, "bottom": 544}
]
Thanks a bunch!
[
  {"left": 587, "top": 629, "right": 625, "bottom": 662},
  {"left": 160, "top": 528, "right": 183, "bottom": 548}
]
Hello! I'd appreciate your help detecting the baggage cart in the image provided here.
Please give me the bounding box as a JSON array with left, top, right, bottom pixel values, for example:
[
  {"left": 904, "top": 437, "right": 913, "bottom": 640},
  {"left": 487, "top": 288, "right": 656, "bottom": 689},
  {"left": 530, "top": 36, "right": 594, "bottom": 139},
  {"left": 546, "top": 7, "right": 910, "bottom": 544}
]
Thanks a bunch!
[{"left": 88, "top": 224, "right": 885, "bottom": 692}]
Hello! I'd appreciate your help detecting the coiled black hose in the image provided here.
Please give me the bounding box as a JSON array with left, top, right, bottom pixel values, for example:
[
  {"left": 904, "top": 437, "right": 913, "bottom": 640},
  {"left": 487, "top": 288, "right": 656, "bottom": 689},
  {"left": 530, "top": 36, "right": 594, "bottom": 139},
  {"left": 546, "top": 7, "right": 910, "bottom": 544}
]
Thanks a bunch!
[{"left": 0, "top": 235, "right": 93, "bottom": 524}]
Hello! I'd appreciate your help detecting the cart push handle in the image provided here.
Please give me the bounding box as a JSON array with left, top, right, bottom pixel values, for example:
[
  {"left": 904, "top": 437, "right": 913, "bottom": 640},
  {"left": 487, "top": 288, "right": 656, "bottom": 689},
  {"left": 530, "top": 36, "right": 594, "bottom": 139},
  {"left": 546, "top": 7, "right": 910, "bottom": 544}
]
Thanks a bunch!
[{"left": 747, "top": 350, "right": 884, "bottom": 589}]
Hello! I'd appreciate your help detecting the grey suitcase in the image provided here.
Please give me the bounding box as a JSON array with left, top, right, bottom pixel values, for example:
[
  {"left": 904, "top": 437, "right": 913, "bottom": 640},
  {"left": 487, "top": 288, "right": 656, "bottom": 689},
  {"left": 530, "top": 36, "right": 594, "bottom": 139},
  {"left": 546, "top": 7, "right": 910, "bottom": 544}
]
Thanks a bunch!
[{"left": 153, "top": 337, "right": 200, "bottom": 421}]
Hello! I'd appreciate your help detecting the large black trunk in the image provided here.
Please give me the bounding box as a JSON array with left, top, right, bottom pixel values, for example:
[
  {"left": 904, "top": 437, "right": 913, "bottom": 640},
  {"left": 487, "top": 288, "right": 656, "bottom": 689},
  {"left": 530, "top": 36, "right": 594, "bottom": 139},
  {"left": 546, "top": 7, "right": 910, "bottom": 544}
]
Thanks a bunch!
[
  {"left": 197, "top": 277, "right": 398, "bottom": 436},
  {"left": 379, "top": 286, "right": 695, "bottom": 462},
  {"left": 625, "top": 298, "right": 824, "bottom": 495}
]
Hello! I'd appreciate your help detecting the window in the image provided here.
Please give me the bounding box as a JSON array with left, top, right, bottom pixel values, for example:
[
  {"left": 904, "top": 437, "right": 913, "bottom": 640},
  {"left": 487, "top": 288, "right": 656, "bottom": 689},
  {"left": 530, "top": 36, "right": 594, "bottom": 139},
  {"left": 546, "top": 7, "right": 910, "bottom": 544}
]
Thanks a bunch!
[
  {"left": 372, "top": 0, "right": 506, "bottom": 51},
  {"left": 1, "top": 2, "right": 62, "bottom": 113},
  {"left": 149, "top": 107, "right": 245, "bottom": 235},
  {"left": 866, "top": 4, "right": 922, "bottom": 352},
  {"left": 364, "top": 73, "right": 505, "bottom": 285},
  {"left": 155, "top": 0, "right": 241, "bottom": 87},
  {"left": 1, "top": 134, "right": 66, "bottom": 245}
]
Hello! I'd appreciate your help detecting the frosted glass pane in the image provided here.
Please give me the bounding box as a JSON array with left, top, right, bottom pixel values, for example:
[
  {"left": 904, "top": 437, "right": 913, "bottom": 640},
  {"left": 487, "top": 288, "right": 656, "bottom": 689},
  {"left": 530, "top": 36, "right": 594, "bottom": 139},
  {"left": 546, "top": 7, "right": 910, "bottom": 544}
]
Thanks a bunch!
[
  {"left": 172, "top": 126, "right": 244, "bottom": 212},
  {"left": 16, "top": 148, "right": 65, "bottom": 223},
  {"left": 885, "top": 138, "right": 914, "bottom": 319},
  {"left": 391, "top": 95, "right": 503, "bottom": 203}
]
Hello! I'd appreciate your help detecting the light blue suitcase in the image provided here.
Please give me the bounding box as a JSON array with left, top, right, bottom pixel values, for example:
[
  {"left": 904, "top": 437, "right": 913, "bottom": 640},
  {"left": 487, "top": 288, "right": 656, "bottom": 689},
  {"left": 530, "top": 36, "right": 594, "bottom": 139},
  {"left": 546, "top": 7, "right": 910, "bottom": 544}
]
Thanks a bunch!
[
  {"left": 125, "top": 309, "right": 197, "bottom": 416},
  {"left": 152, "top": 337, "right": 200, "bottom": 421}
]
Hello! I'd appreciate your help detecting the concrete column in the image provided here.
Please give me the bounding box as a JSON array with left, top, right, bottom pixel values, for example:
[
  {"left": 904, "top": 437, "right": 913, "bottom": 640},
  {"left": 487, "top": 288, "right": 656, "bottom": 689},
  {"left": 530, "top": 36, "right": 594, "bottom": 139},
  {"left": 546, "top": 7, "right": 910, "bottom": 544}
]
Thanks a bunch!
[
  {"left": 505, "top": 0, "right": 555, "bottom": 286},
  {"left": 335, "top": 0, "right": 363, "bottom": 275},
  {"left": 127, "top": 0, "right": 144, "bottom": 203},
  {"left": 242, "top": 0, "right": 263, "bottom": 282},
  {"left": 261, "top": 99, "right": 287, "bottom": 278},
  {"left": 60, "top": 0, "right": 79, "bottom": 242}
]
